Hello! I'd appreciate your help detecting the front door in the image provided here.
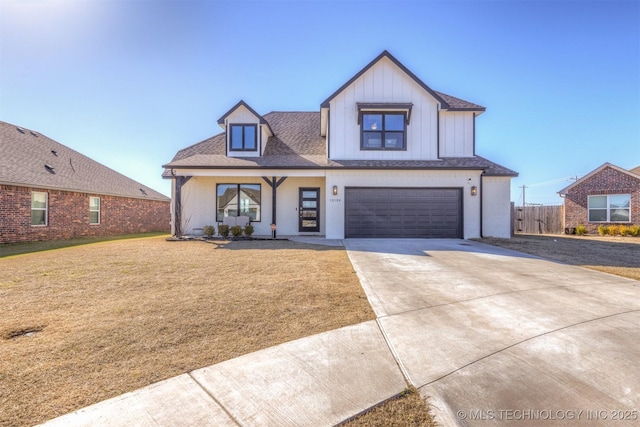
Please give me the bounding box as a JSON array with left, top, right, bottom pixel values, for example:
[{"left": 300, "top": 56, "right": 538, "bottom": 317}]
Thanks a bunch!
[{"left": 299, "top": 188, "right": 320, "bottom": 232}]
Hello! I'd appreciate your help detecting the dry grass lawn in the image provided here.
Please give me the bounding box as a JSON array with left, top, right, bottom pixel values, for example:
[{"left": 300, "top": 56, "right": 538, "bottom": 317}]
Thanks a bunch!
[
  {"left": 479, "top": 234, "right": 640, "bottom": 280},
  {"left": 0, "top": 236, "right": 374, "bottom": 426},
  {"left": 341, "top": 387, "right": 436, "bottom": 427}
]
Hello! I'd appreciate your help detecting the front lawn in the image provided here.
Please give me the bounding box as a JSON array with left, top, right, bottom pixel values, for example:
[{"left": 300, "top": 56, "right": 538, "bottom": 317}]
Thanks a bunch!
[
  {"left": 0, "top": 237, "right": 374, "bottom": 426},
  {"left": 479, "top": 234, "right": 640, "bottom": 280}
]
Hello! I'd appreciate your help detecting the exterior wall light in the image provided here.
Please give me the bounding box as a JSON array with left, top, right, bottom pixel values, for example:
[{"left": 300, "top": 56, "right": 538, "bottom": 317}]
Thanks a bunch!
[
  {"left": 471, "top": 186, "right": 478, "bottom": 196},
  {"left": 332, "top": 185, "right": 338, "bottom": 196}
]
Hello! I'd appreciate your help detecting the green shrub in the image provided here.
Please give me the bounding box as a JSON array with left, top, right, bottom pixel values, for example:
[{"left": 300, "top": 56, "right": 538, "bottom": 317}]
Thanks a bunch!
[
  {"left": 597, "top": 225, "right": 608, "bottom": 236},
  {"left": 575, "top": 224, "right": 587, "bottom": 235},
  {"left": 218, "top": 224, "right": 230, "bottom": 238},
  {"left": 244, "top": 224, "right": 254, "bottom": 237},
  {"left": 230, "top": 225, "right": 243, "bottom": 237},
  {"left": 202, "top": 225, "right": 215, "bottom": 237}
]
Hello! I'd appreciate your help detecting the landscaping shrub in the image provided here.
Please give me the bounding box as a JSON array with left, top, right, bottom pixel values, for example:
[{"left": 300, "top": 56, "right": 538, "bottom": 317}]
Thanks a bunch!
[
  {"left": 575, "top": 224, "right": 587, "bottom": 235},
  {"left": 202, "top": 225, "right": 215, "bottom": 237},
  {"left": 619, "top": 225, "right": 631, "bottom": 236},
  {"left": 607, "top": 225, "right": 620, "bottom": 236},
  {"left": 230, "top": 225, "right": 243, "bottom": 237},
  {"left": 597, "top": 225, "right": 608, "bottom": 236},
  {"left": 218, "top": 224, "right": 230, "bottom": 238},
  {"left": 629, "top": 224, "right": 640, "bottom": 236},
  {"left": 244, "top": 224, "right": 254, "bottom": 237}
]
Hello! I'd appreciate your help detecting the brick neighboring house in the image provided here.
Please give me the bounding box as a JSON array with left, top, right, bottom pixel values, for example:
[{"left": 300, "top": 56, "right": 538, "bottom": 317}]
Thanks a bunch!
[
  {"left": 559, "top": 162, "right": 640, "bottom": 233},
  {"left": 1, "top": 121, "right": 170, "bottom": 244}
]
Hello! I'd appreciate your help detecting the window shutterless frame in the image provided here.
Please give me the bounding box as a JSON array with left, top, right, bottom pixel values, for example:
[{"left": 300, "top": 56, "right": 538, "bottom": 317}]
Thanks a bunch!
[
  {"left": 588, "top": 194, "right": 631, "bottom": 222},
  {"left": 229, "top": 124, "right": 258, "bottom": 151},
  {"left": 31, "top": 191, "right": 48, "bottom": 226},
  {"left": 360, "top": 112, "right": 407, "bottom": 150},
  {"left": 89, "top": 197, "right": 100, "bottom": 224},
  {"left": 216, "top": 184, "right": 261, "bottom": 222}
]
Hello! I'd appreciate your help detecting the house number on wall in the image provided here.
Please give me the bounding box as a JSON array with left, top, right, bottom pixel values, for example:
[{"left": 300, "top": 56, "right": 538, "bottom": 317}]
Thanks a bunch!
[{"left": 329, "top": 198, "right": 342, "bottom": 203}]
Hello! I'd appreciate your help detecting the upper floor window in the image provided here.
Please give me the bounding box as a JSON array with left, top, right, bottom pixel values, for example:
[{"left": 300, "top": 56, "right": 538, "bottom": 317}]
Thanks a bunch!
[
  {"left": 31, "top": 191, "right": 48, "bottom": 226},
  {"left": 588, "top": 194, "right": 630, "bottom": 222},
  {"left": 89, "top": 197, "right": 100, "bottom": 224},
  {"left": 230, "top": 124, "right": 257, "bottom": 151},
  {"left": 361, "top": 113, "right": 406, "bottom": 150}
]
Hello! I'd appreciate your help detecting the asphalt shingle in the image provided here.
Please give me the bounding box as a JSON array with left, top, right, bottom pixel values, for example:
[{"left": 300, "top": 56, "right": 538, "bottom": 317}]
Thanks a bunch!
[
  {"left": 0, "top": 121, "right": 169, "bottom": 201},
  {"left": 163, "top": 112, "right": 517, "bottom": 177}
]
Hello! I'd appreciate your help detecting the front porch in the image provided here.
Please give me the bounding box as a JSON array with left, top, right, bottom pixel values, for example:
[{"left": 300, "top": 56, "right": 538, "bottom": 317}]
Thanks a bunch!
[{"left": 171, "top": 173, "right": 327, "bottom": 238}]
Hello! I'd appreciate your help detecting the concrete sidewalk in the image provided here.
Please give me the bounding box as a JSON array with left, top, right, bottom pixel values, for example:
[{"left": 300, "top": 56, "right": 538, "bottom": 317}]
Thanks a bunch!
[{"left": 40, "top": 321, "right": 407, "bottom": 427}]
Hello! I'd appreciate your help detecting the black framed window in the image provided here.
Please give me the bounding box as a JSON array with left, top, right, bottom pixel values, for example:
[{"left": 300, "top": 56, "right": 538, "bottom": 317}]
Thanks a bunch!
[
  {"left": 230, "top": 124, "right": 257, "bottom": 151},
  {"left": 216, "top": 184, "right": 261, "bottom": 222},
  {"left": 361, "top": 113, "right": 406, "bottom": 150}
]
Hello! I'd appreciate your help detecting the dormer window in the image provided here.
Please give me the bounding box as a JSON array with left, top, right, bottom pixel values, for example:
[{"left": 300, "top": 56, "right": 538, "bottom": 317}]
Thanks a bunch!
[
  {"left": 361, "top": 112, "right": 406, "bottom": 150},
  {"left": 230, "top": 124, "right": 257, "bottom": 151}
]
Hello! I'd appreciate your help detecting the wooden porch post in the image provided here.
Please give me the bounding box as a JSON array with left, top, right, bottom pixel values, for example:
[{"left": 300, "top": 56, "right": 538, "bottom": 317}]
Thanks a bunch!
[{"left": 262, "top": 176, "right": 287, "bottom": 238}]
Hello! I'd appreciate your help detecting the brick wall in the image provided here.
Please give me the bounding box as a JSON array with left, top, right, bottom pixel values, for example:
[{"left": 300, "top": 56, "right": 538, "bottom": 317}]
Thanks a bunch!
[
  {"left": 0, "top": 185, "right": 170, "bottom": 244},
  {"left": 564, "top": 166, "right": 640, "bottom": 233}
]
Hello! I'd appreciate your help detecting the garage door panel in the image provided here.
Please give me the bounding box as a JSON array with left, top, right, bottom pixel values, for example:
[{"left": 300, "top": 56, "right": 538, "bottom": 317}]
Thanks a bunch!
[{"left": 345, "top": 187, "right": 462, "bottom": 238}]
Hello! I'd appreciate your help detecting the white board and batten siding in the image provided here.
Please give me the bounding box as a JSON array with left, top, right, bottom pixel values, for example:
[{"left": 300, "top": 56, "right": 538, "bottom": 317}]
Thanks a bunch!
[
  {"left": 223, "top": 105, "right": 268, "bottom": 158},
  {"left": 327, "top": 57, "right": 477, "bottom": 161},
  {"left": 328, "top": 57, "right": 440, "bottom": 161},
  {"left": 439, "top": 112, "right": 475, "bottom": 157}
]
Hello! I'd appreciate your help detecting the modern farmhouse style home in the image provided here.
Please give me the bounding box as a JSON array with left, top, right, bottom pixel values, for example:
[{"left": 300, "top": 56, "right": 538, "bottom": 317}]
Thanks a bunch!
[{"left": 164, "top": 51, "right": 517, "bottom": 239}]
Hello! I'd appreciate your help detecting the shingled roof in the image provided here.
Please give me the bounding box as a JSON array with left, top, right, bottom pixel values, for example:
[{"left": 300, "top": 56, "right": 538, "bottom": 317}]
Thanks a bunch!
[
  {"left": 1, "top": 121, "right": 169, "bottom": 201},
  {"left": 163, "top": 112, "right": 517, "bottom": 177}
]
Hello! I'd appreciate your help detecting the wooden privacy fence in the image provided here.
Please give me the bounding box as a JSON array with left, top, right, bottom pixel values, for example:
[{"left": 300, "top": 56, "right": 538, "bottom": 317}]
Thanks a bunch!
[{"left": 512, "top": 204, "right": 565, "bottom": 235}]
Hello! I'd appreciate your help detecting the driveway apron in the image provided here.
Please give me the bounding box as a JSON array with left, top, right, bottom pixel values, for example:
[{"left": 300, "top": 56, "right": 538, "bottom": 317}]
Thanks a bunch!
[{"left": 344, "top": 239, "right": 640, "bottom": 426}]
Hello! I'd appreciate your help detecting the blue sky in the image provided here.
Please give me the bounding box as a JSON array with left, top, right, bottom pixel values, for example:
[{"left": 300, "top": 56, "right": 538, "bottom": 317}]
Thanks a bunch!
[{"left": 1, "top": 0, "right": 639, "bottom": 203}]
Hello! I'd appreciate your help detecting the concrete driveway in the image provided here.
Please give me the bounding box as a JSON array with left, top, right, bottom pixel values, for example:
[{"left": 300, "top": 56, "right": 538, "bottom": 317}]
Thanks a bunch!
[{"left": 344, "top": 239, "right": 640, "bottom": 426}]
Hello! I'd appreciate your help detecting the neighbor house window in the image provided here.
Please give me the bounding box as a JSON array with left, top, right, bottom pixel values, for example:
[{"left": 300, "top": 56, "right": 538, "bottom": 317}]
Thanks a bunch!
[
  {"left": 216, "top": 184, "right": 261, "bottom": 222},
  {"left": 229, "top": 124, "right": 257, "bottom": 151},
  {"left": 89, "top": 197, "right": 100, "bottom": 224},
  {"left": 31, "top": 192, "right": 48, "bottom": 226},
  {"left": 361, "top": 113, "right": 406, "bottom": 150},
  {"left": 588, "top": 194, "right": 630, "bottom": 222}
]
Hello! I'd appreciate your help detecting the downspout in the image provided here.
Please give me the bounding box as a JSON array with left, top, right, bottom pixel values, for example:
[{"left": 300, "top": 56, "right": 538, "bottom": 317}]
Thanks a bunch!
[
  {"left": 480, "top": 172, "right": 484, "bottom": 238},
  {"left": 436, "top": 106, "right": 441, "bottom": 159}
]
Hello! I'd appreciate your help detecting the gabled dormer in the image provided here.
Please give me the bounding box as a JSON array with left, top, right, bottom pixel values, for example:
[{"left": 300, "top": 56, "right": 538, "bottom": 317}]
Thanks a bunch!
[
  {"left": 217, "top": 100, "right": 273, "bottom": 158},
  {"left": 320, "top": 50, "right": 485, "bottom": 161}
]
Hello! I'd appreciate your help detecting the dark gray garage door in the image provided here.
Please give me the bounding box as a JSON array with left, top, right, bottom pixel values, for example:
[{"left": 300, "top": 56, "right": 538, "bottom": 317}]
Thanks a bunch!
[{"left": 345, "top": 187, "right": 462, "bottom": 238}]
